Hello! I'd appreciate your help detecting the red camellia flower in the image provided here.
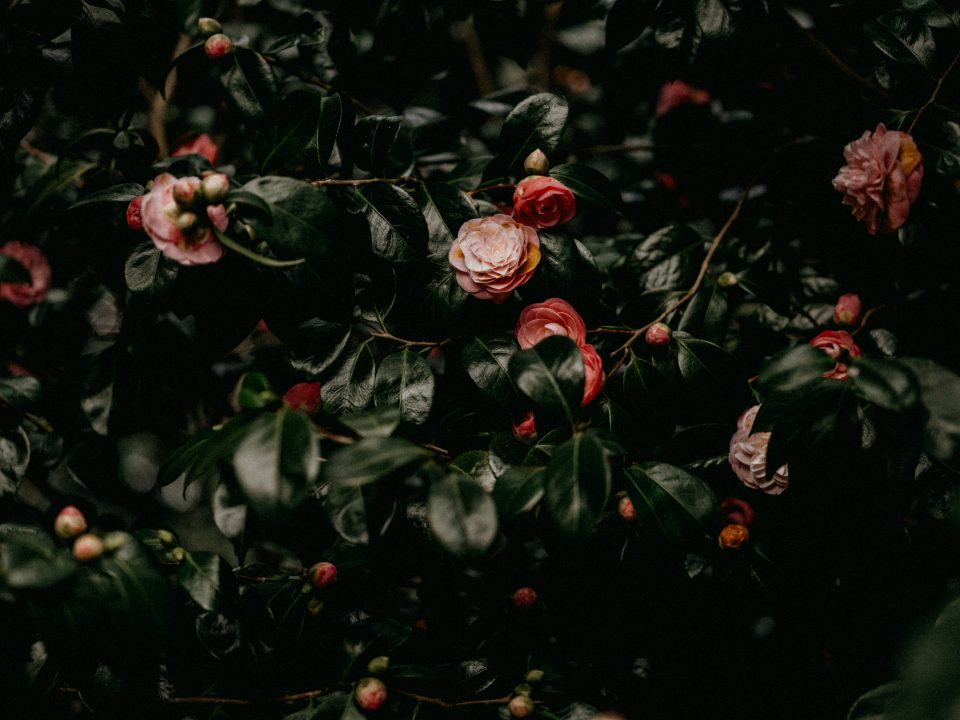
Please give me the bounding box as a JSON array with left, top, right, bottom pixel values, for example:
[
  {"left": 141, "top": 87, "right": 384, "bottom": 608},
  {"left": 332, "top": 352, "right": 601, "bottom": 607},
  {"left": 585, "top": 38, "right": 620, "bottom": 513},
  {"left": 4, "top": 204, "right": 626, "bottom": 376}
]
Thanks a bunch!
[
  {"left": 140, "top": 173, "right": 227, "bottom": 265},
  {"left": 810, "top": 330, "right": 861, "bottom": 380},
  {"left": 580, "top": 343, "right": 604, "bottom": 406},
  {"left": 126, "top": 195, "right": 144, "bottom": 230},
  {"left": 513, "top": 586, "right": 538, "bottom": 609},
  {"left": 515, "top": 297, "right": 587, "bottom": 350},
  {"left": 720, "top": 497, "right": 755, "bottom": 526},
  {"left": 448, "top": 215, "right": 541, "bottom": 302},
  {"left": 728, "top": 405, "right": 789, "bottom": 495},
  {"left": 172, "top": 134, "right": 220, "bottom": 165},
  {"left": 833, "top": 293, "right": 862, "bottom": 327},
  {"left": 512, "top": 410, "right": 537, "bottom": 440},
  {"left": 655, "top": 79, "right": 711, "bottom": 117},
  {"left": 283, "top": 382, "right": 322, "bottom": 415},
  {"left": 308, "top": 561, "right": 337, "bottom": 589},
  {"left": 832, "top": 123, "right": 923, "bottom": 235},
  {"left": 512, "top": 175, "right": 576, "bottom": 229},
  {"left": 0, "top": 241, "right": 52, "bottom": 308}
]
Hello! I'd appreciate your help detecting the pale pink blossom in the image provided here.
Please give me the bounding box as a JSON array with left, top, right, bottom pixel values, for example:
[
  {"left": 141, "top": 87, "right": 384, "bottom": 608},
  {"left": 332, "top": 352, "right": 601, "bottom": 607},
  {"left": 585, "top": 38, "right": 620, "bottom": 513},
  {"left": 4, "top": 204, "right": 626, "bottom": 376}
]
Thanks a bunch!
[
  {"left": 172, "top": 134, "right": 220, "bottom": 165},
  {"left": 140, "top": 173, "right": 226, "bottom": 266},
  {"left": 448, "top": 214, "right": 540, "bottom": 302},
  {"left": 656, "top": 80, "right": 711, "bottom": 117},
  {"left": 728, "top": 405, "right": 789, "bottom": 496}
]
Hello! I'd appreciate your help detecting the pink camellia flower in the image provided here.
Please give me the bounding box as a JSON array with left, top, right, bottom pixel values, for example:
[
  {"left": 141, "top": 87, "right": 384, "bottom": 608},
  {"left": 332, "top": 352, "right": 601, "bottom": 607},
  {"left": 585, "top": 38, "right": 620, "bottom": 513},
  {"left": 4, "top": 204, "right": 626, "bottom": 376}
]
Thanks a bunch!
[
  {"left": 172, "top": 134, "right": 220, "bottom": 165},
  {"left": 833, "top": 293, "right": 862, "bottom": 327},
  {"left": 140, "top": 173, "right": 226, "bottom": 266},
  {"left": 580, "top": 343, "right": 604, "bottom": 406},
  {"left": 355, "top": 678, "right": 387, "bottom": 711},
  {"left": 728, "top": 405, "right": 789, "bottom": 496},
  {"left": 0, "top": 241, "right": 51, "bottom": 308},
  {"left": 512, "top": 410, "right": 537, "bottom": 440},
  {"left": 448, "top": 214, "right": 541, "bottom": 303},
  {"left": 515, "top": 298, "right": 587, "bottom": 350},
  {"left": 720, "top": 497, "right": 755, "bottom": 526},
  {"left": 283, "top": 382, "right": 322, "bottom": 415},
  {"left": 126, "top": 195, "right": 144, "bottom": 230},
  {"left": 810, "top": 330, "right": 861, "bottom": 381},
  {"left": 512, "top": 175, "right": 576, "bottom": 230},
  {"left": 832, "top": 123, "right": 923, "bottom": 235},
  {"left": 656, "top": 79, "right": 711, "bottom": 117}
]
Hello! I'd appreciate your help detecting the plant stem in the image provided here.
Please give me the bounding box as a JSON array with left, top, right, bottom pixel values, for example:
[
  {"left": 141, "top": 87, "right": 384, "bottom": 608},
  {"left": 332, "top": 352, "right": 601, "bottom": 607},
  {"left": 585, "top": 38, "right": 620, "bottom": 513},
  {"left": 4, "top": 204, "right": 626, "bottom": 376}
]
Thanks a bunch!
[
  {"left": 908, "top": 48, "right": 960, "bottom": 134},
  {"left": 213, "top": 229, "right": 306, "bottom": 268},
  {"left": 310, "top": 176, "right": 420, "bottom": 188},
  {"left": 369, "top": 330, "right": 450, "bottom": 348}
]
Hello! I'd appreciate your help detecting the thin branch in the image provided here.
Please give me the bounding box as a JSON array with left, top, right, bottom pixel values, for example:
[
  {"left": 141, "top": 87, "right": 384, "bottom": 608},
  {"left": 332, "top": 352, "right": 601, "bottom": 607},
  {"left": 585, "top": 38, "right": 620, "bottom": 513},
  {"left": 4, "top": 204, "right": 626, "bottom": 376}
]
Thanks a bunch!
[
  {"left": 369, "top": 330, "right": 450, "bottom": 348},
  {"left": 456, "top": 16, "right": 495, "bottom": 96},
  {"left": 261, "top": 55, "right": 374, "bottom": 115},
  {"left": 466, "top": 182, "right": 516, "bottom": 196},
  {"left": 908, "top": 48, "right": 960, "bottom": 134},
  {"left": 396, "top": 691, "right": 513, "bottom": 709},
  {"left": 214, "top": 228, "right": 306, "bottom": 268},
  {"left": 310, "top": 176, "right": 420, "bottom": 188}
]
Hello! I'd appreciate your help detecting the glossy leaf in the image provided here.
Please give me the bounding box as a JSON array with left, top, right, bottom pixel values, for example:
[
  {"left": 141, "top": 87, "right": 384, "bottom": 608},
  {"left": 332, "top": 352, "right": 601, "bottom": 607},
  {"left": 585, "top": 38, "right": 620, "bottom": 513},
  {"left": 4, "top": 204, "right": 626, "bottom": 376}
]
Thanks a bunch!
[
  {"left": 427, "top": 473, "right": 498, "bottom": 557},
  {"left": 625, "top": 462, "right": 717, "bottom": 544},
  {"left": 462, "top": 336, "right": 519, "bottom": 404},
  {"left": 374, "top": 349, "right": 435, "bottom": 425},
  {"left": 323, "top": 437, "right": 429, "bottom": 488},
  {"left": 509, "top": 335, "right": 584, "bottom": 427},
  {"left": 543, "top": 431, "right": 610, "bottom": 537}
]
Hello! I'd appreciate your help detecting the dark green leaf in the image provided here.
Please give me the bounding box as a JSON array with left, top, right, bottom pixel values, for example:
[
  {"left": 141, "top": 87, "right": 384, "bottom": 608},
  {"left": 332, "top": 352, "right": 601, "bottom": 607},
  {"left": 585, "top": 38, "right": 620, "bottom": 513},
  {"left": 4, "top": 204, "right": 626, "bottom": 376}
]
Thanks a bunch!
[
  {"left": 0, "top": 376, "right": 41, "bottom": 408},
  {"left": 628, "top": 225, "right": 703, "bottom": 294},
  {"left": 124, "top": 243, "right": 179, "bottom": 295},
  {"left": 323, "top": 342, "right": 377, "bottom": 414},
  {"left": 0, "top": 427, "right": 30, "bottom": 496},
  {"left": 0, "top": 255, "right": 30, "bottom": 284},
  {"left": 549, "top": 163, "right": 621, "bottom": 211},
  {"left": 864, "top": 10, "right": 936, "bottom": 67},
  {"left": 219, "top": 47, "right": 279, "bottom": 121},
  {"left": 339, "top": 407, "right": 402, "bottom": 438},
  {"left": 70, "top": 182, "right": 143, "bottom": 209},
  {"left": 902, "top": 358, "right": 960, "bottom": 465},
  {"left": 0, "top": 524, "right": 76, "bottom": 589},
  {"left": 241, "top": 176, "right": 339, "bottom": 258},
  {"left": 417, "top": 181, "right": 478, "bottom": 259},
  {"left": 543, "top": 431, "right": 610, "bottom": 537},
  {"left": 427, "top": 474, "right": 498, "bottom": 557},
  {"left": 462, "top": 336, "right": 519, "bottom": 404},
  {"left": 177, "top": 551, "right": 234, "bottom": 613},
  {"left": 355, "top": 184, "right": 428, "bottom": 262},
  {"left": 509, "top": 335, "right": 584, "bottom": 427},
  {"left": 493, "top": 465, "right": 545, "bottom": 517},
  {"left": 323, "top": 437, "right": 429, "bottom": 488},
  {"left": 236, "top": 371, "right": 275, "bottom": 410},
  {"left": 487, "top": 93, "right": 568, "bottom": 181},
  {"left": 625, "top": 462, "right": 717, "bottom": 544},
  {"left": 374, "top": 349, "right": 435, "bottom": 425},
  {"left": 676, "top": 335, "right": 749, "bottom": 403},
  {"left": 213, "top": 483, "right": 247, "bottom": 541},
  {"left": 353, "top": 115, "right": 402, "bottom": 175},
  {"left": 847, "top": 683, "right": 900, "bottom": 720},
  {"left": 848, "top": 357, "right": 921, "bottom": 412},
  {"left": 755, "top": 344, "right": 835, "bottom": 394}
]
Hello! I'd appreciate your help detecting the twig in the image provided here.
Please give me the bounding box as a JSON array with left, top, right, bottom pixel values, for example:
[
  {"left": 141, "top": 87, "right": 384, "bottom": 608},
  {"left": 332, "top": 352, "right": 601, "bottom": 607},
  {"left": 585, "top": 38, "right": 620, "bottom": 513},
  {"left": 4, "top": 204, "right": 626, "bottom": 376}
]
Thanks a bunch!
[
  {"left": 396, "top": 691, "right": 513, "bottom": 709},
  {"left": 310, "top": 176, "right": 420, "bottom": 188},
  {"left": 466, "top": 182, "right": 516, "bottom": 196},
  {"left": 852, "top": 305, "right": 886, "bottom": 337},
  {"left": 369, "top": 330, "right": 450, "bottom": 348},
  {"left": 908, "top": 48, "right": 960, "bottom": 134},
  {"left": 315, "top": 426, "right": 356, "bottom": 445},
  {"left": 144, "top": 34, "right": 191, "bottom": 157},
  {"left": 18, "top": 138, "right": 56, "bottom": 164},
  {"left": 457, "top": 17, "right": 495, "bottom": 96}
]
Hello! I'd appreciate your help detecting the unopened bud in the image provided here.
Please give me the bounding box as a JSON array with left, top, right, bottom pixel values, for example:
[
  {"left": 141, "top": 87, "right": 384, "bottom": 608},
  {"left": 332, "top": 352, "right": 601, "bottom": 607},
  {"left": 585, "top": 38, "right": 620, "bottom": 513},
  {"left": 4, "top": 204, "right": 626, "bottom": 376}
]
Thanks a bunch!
[
  {"left": 367, "top": 656, "right": 390, "bottom": 674},
  {"left": 307, "top": 598, "right": 324, "bottom": 616},
  {"left": 644, "top": 322, "right": 672, "bottom": 347},
  {"left": 173, "top": 177, "right": 202, "bottom": 207},
  {"left": 509, "top": 695, "right": 535, "bottom": 718},
  {"left": 618, "top": 495, "right": 636, "bottom": 522},
  {"left": 523, "top": 148, "right": 550, "bottom": 176},
  {"left": 197, "top": 17, "right": 222, "bottom": 36},
  {"left": 718, "top": 523, "right": 749, "bottom": 550},
  {"left": 513, "top": 683, "right": 532, "bottom": 697},
  {"left": 308, "top": 561, "right": 338, "bottom": 589},
  {"left": 175, "top": 212, "right": 199, "bottom": 232},
  {"left": 125, "top": 196, "right": 144, "bottom": 231},
  {"left": 717, "top": 271, "right": 738, "bottom": 288},
  {"left": 102, "top": 531, "right": 128, "bottom": 553},
  {"left": 524, "top": 669, "right": 544, "bottom": 684},
  {"left": 833, "top": 293, "right": 862, "bottom": 327},
  {"left": 156, "top": 529, "right": 177, "bottom": 546},
  {"left": 54, "top": 506, "right": 87, "bottom": 540},
  {"left": 513, "top": 586, "right": 537, "bottom": 609},
  {"left": 73, "top": 534, "right": 104, "bottom": 562},
  {"left": 355, "top": 677, "right": 387, "bottom": 711},
  {"left": 201, "top": 172, "right": 230, "bottom": 202},
  {"left": 171, "top": 546, "right": 187, "bottom": 562},
  {"left": 204, "top": 33, "right": 234, "bottom": 60}
]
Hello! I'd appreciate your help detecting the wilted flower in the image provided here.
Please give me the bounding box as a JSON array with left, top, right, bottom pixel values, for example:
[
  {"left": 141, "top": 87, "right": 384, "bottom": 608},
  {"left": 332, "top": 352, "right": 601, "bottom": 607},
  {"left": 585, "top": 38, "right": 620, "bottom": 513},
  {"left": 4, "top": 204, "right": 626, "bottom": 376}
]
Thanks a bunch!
[
  {"left": 728, "top": 405, "right": 789, "bottom": 495},
  {"left": 0, "top": 241, "right": 51, "bottom": 308}
]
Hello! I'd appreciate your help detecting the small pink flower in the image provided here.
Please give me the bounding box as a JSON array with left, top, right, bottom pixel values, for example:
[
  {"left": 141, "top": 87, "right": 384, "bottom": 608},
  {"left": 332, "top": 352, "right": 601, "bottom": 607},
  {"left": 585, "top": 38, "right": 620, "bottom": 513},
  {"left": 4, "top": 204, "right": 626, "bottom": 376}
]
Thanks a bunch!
[
  {"left": 810, "top": 330, "right": 861, "bottom": 381},
  {"left": 0, "top": 242, "right": 51, "bottom": 308},
  {"left": 512, "top": 410, "right": 537, "bottom": 440},
  {"left": 140, "top": 173, "right": 226, "bottom": 266},
  {"left": 126, "top": 195, "right": 144, "bottom": 230},
  {"left": 355, "top": 678, "right": 387, "bottom": 711},
  {"left": 833, "top": 293, "right": 862, "bottom": 327},
  {"left": 512, "top": 175, "right": 576, "bottom": 230},
  {"left": 656, "top": 80, "right": 711, "bottom": 117},
  {"left": 515, "top": 298, "right": 587, "bottom": 350},
  {"left": 203, "top": 33, "right": 234, "bottom": 60},
  {"left": 283, "top": 382, "right": 322, "bottom": 415},
  {"left": 720, "top": 497, "right": 755, "bottom": 526},
  {"left": 580, "top": 343, "right": 604, "bottom": 407},
  {"left": 308, "top": 561, "right": 337, "bottom": 589},
  {"left": 645, "top": 322, "right": 671, "bottom": 346},
  {"left": 172, "top": 134, "right": 220, "bottom": 165},
  {"left": 832, "top": 123, "right": 923, "bottom": 235},
  {"left": 54, "top": 506, "right": 88, "bottom": 540},
  {"left": 728, "top": 405, "right": 789, "bottom": 496},
  {"left": 448, "top": 214, "right": 541, "bottom": 303}
]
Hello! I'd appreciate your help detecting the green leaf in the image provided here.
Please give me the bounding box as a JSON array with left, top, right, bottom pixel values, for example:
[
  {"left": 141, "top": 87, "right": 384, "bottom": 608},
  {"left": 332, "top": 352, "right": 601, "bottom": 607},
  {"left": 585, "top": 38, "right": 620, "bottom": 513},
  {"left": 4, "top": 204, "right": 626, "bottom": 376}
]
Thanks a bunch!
[
  {"left": 353, "top": 115, "right": 403, "bottom": 175},
  {"left": 543, "top": 431, "right": 610, "bottom": 537},
  {"left": 509, "top": 335, "right": 584, "bottom": 428},
  {"left": 158, "top": 416, "right": 256, "bottom": 488},
  {"left": 902, "top": 0, "right": 960, "bottom": 29},
  {"left": 314, "top": 94, "right": 345, "bottom": 168},
  {"left": 622, "top": 354, "right": 674, "bottom": 440},
  {"left": 374, "top": 349, "right": 435, "bottom": 425},
  {"left": 416, "top": 181, "right": 478, "bottom": 259},
  {"left": 848, "top": 357, "right": 921, "bottom": 412},
  {"left": 625, "top": 462, "right": 717, "bottom": 544},
  {"left": 755, "top": 344, "right": 835, "bottom": 394},
  {"left": 0, "top": 524, "right": 76, "bottom": 589},
  {"left": 323, "top": 437, "right": 429, "bottom": 488},
  {"left": 218, "top": 47, "right": 279, "bottom": 121},
  {"left": 487, "top": 93, "right": 569, "bottom": 181},
  {"left": 355, "top": 184, "right": 428, "bottom": 262},
  {"left": 549, "top": 163, "right": 621, "bottom": 211},
  {"left": 676, "top": 335, "right": 749, "bottom": 404},
  {"left": 0, "top": 255, "right": 30, "bottom": 284},
  {"left": 902, "top": 358, "right": 960, "bottom": 465},
  {"left": 241, "top": 176, "right": 340, "bottom": 258},
  {"left": 339, "top": 406, "right": 402, "bottom": 438},
  {"left": 427, "top": 474, "right": 498, "bottom": 557},
  {"left": 0, "top": 376, "right": 41, "bottom": 408},
  {"left": 864, "top": 10, "right": 936, "bottom": 67},
  {"left": 23, "top": 159, "right": 95, "bottom": 217},
  {"left": 462, "top": 336, "right": 519, "bottom": 404},
  {"left": 628, "top": 225, "right": 704, "bottom": 294},
  {"left": 124, "top": 243, "right": 179, "bottom": 295},
  {"left": 493, "top": 465, "right": 545, "bottom": 517},
  {"left": 323, "top": 342, "right": 377, "bottom": 414},
  {"left": 606, "top": 0, "right": 657, "bottom": 51},
  {"left": 678, "top": 280, "right": 728, "bottom": 343},
  {"left": 213, "top": 482, "right": 247, "bottom": 541},
  {"left": 847, "top": 683, "right": 901, "bottom": 720},
  {"left": 0, "top": 426, "right": 30, "bottom": 496},
  {"left": 236, "top": 371, "right": 275, "bottom": 410},
  {"left": 232, "top": 409, "right": 318, "bottom": 520},
  {"left": 70, "top": 182, "right": 143, "bottom": 209},
  {"left": 177, "top": 551, "right": 234, "bottom": 613}
]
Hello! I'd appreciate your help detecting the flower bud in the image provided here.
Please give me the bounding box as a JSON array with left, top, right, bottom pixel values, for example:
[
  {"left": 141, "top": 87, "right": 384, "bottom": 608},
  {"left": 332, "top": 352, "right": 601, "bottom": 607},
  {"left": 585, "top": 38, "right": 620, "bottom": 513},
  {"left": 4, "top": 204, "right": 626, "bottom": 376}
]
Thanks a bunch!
[
  {"left": 307, "top": 598, "right": 324, "bottom": 616},
  {"left": 513, "top": 586, "right": 537, "bottom": 609},
  {"left": 197, "top": 17, "right": 222, "bottom": 36},
  {"left": 523, "top": 148, "right": 550, "bottom": 176},
  {"left": 617, "top": 494, "right": 636, "bottom": 522},
  {"left": 645, "top": 322, "right": 672, "bottom": 347},
  {"left": 204, "top": 33, "right": 234, "bottom": 60},
  {"left": 171, "top": 547, "right": 187, "bottom": 562},
  {"left": 717, "top": 271, "right": 738, "bottom": 288},
  {"left": 175, "top": 212, "right": 199, "bottom": 232},
  {"left": 514, "top": 683, "right": 532, "bottom": 697},
  {"left": 125, "top": 196, "right": 144, "bottom": 231},
  {"left": 54, "top": 506, "right": 87, "bottom": 540},
  {"left": 524, "top": 669, "right": 544, "bottom": 684},
  {"left": 157, "top": 529, "right": 177, "bottom": 546},
  {"left": 367, "top": 656, "right": 390, "bottom": 674},
  {"left": 201, "top": 172, "right": 230, "bottom": 203},
  {"left": 309, "top": 561, "right": 338, "bottom": 589},
  {"left": 509, "top": 695, "right": 535, "bottom": 718},
  {"left": 283, "top": 382, "right": 322, "bottom": 415},
  {"left": 720, "top": 497, "right": 754, "bottom": 526},
  {"left": 73, "top": 534, "right": 104, "bottom": 562},
  {"left": 718, "top": 523, "right": 749, "bottom": 550},
  {"left": 102, "top": 531, "right": 128, "bottom": 553},
  {"left": 172, "top": 177, "right": 203, "bottom": 207},
  {"left": 834, "top": 293, "right": 862, "bottom": 327},
  {"left": 355, "top": 677, "right": 387, "bottom": 711}
]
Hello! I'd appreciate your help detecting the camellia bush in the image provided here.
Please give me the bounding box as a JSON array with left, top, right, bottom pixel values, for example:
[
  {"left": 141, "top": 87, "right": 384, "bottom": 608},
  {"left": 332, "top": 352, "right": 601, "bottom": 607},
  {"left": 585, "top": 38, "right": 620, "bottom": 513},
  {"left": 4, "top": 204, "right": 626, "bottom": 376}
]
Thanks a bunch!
[{"left": 5, "top": 1, "right": 960, "bottom": 718}]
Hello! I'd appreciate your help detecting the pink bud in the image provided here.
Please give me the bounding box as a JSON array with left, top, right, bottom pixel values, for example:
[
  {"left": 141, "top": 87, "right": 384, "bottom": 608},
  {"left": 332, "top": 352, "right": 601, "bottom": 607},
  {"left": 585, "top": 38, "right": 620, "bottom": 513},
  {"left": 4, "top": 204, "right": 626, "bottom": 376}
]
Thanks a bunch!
[
  {"left": 126, "top": 196, "right": 144, "bottom": 230},
  {"left": 513, "top": 586, "right": 537, "bottom": 609},
  {"left": 720, "top": 497, "right": 755, "bottom": 526},
  {"left": 618, "top": 495, "right": 636, "bottom": 522},
  {"left": 509, "top": 695, "right": 535, "bottom": 718},
  {"left": 355, "top": 677, "right": 387, "bottom": 711},
  {"left": 512, "top": 411, "right": 537, "bottom": 441},
  {"left": 201, "top": 172, "right": 230, "bottom": 202},
  {"left": 54, "top": 506, "right": 88, "bottom": 540},
  {"left": 72, "top": 534, "right": 104, "bottom": 562},
  {"left": 309, "top": 561, "right": 337, "bottom": 589},
  {"left": 645, "top": 322, "right": 672, "bottom": 346},
  {"left": 283, "top": 382, "right": 322, "bottom": 415},
  {"left": 204, "top": 33, "right": 234, "bottom": 60},
  {"left": 833, "top": 293, "right": 862, "bottom": 327},
  {"left": 172, "top": 177, "right": 202, "bottom": 207}
]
